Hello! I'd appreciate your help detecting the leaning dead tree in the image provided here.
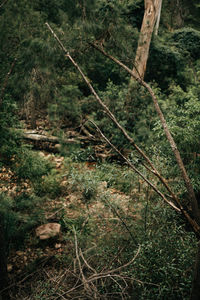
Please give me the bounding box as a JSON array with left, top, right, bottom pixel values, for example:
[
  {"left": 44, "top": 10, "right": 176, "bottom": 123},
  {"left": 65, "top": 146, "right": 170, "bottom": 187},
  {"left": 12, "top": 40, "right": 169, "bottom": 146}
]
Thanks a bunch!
[
  {"left": 90, "top": 43, "right": 200, "bottom": 224},
  {"left": 46, "top": 21, "right": 200, "bottom": 299},
  {"left": 46, "top": 22, "right": 200, "bottom": 232}
]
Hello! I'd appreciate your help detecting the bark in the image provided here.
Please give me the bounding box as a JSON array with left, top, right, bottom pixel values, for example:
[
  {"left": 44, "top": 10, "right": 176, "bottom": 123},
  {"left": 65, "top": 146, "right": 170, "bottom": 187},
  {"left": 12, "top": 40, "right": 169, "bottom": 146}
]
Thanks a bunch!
[
  {"left": 23, "top": 130, "right": 85, "bottom": 144},
  {"left": 132, "top": 0, "right": 160, "bottom": 80},
  {"left": 155, "top": 0, "right": 162, "bottom": 35}
]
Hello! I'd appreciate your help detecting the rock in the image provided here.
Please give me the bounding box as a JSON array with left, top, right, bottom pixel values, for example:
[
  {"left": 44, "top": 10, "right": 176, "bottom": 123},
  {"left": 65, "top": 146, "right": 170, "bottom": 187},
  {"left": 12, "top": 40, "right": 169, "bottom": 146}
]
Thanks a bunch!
[
  {"left": 55, "top": 243, "right": 61, "bottom": 249},
  {"left": 7, "top": 264, "right": 13, "bottom": 272},
  {"left": 35, "top": 223, "right": 61, "bottom": 240},
  {"left": 16, "top": 251, "right": 24, "bottom": 256}
]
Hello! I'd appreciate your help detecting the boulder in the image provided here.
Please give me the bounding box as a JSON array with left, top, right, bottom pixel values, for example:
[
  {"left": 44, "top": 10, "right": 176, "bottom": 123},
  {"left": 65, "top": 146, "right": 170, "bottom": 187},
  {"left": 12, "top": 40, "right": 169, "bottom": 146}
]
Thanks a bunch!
[{"left": 35, "top": 223, "right": 61, "bottom": 240}]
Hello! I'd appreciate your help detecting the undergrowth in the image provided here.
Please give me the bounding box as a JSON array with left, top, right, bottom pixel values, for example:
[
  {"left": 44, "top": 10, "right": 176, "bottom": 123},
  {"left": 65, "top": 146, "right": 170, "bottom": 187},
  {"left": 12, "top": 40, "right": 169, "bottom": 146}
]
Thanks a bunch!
[{"left": 4, "top": 154, "right": 197, "bottom": 299}]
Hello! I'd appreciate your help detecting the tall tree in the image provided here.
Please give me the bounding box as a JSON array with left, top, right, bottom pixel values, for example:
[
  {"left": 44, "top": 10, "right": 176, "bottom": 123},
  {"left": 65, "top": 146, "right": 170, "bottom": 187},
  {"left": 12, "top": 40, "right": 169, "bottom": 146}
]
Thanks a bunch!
[{"left": 132, "top": 0, "right": 160, "bottom": 80}]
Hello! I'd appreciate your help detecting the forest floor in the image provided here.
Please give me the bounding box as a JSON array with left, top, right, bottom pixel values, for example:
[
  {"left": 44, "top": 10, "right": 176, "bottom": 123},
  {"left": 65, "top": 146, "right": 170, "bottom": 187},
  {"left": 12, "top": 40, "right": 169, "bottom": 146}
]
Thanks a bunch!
[
  {"left": 1, "top": 119, "right": 148, "bottom": 299},
  {"left": 1, "top": 116, "right": 196, "bottom": 299}
]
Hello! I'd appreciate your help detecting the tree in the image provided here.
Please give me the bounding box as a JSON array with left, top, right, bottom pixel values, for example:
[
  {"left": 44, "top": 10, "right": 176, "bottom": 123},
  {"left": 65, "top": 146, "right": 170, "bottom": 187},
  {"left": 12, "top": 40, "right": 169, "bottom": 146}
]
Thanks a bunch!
[{"left": 132, "top": 0, "right": 160, "bottom": 80}]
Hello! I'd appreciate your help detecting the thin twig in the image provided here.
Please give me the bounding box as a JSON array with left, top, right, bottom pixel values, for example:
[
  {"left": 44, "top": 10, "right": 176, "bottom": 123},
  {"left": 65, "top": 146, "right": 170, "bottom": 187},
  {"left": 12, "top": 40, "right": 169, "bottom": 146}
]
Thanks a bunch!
[
  {"left": 90, "top": 120, "right": 180, "bottom": 212},
  {"left": 0, "top": 0, "right": 9, "bottom": 9}
]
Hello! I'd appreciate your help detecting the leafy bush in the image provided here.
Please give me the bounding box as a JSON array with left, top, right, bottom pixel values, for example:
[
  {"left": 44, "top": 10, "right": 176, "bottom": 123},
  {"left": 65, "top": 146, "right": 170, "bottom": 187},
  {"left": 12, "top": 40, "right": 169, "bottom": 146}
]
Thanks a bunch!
[
  {"left": 129, "top": 205, "right": 196, "bottom": 299},
  {"left": 48, "top": 84, "right": 82, "bottom": 127},
  {"left": 68, "top": 167, "right": 98, "bottom": 202},
  {"left": 152, "top": 83, "right": 200, "bottom": 194},
  {"left": 0, "top": 192, "right": 44, "bottom": 249},
  {"left": 14, "top": 150, "right": 52, "bottom": 180},
  {"left": 34, "top": 169, "right": 62, "bottom": 198},
  {"left": 0, "top": 96, "right": 21, "bottom": 166},
  {"left": 172, "top": 27, "right": 200, "bottom": 59}
]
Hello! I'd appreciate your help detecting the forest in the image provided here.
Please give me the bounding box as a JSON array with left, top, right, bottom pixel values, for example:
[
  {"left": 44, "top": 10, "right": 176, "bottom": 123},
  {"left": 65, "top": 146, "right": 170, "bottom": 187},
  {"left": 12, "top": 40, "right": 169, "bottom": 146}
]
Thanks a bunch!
[{"left": 1, "top": 0, "right": 200, "bottom": 299}]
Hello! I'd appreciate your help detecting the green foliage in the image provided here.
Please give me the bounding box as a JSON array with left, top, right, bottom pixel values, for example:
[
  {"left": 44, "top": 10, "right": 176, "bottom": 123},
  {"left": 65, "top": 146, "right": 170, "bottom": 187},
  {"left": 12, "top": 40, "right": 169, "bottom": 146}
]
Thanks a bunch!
[
  {"left": 70, "top": 146, "right": 96, "bottom": 162},
  {"left": 130, "top": 205, "right": 196, "bottom": 299},
  {"left": 153, "top": 83, "right": 200, "bottom": 159},
  {"left": 34, "top": 169, "right": 62, "bottom": 198},
  {"left": 48, "top": 85, "right": 82, "bottom": 126},
  {"left": 0, "top": 193, "right": 44, "bottom": 249},
  {"left": 68, "top": 167, "right": 98, "bottom": 201},
  {"left": 172, "top": 27, "right": 200, "bottom": 59},
  {"left": 97, "top": 162, "right": 137, "bottom": 194},
  {"left": 147, "top": 37, "right": 186, "bottom": 89},
  {"left": 14, "top": 150, "right": 52, "bottom": 180},
  {"left": 0, "top": 96, "right": 21, "bottom": 165}
]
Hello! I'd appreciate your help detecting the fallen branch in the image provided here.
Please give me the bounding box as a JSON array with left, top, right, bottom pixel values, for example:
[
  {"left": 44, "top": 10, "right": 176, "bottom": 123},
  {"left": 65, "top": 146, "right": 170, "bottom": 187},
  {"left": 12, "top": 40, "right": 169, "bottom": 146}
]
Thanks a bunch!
[
  {"left": 45, "top": 23, "right": 200, "bottom": 237},
  {"left": 55, "top": 228, "right": 141, "bottom": 299},
  {"left": 90, "top": 120, "right": 180, "bottom": 212},
  {"left": 90, "top": 43, "right": 200, "bottom": 224}
]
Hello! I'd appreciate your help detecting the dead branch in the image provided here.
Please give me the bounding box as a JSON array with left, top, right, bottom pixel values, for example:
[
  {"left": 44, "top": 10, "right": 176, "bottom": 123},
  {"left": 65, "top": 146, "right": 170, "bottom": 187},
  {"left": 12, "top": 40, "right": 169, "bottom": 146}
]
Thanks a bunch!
[
  {"left": 45, "top": 23, "right": 182, "bottom": 208},
  {"left": 90, "top": 43, "right": 200, "bottom": 225},
  {"left": 55, "top": 236, "right": 141, "bottom": 300},
  {"left": 73, "top": 227, "right": 99, "bottom": 299},
  {"left": 90, "top": 120, "right": 180, "bottom": 212},
  {"left": 0, "top": 0, "right": 9, "bottom": 9},
  {"left": 45, "top": 23, "right": 200, "bottom": 236},
  {"left": 23, "top": 130, "right": 80, "bottom": 144}
]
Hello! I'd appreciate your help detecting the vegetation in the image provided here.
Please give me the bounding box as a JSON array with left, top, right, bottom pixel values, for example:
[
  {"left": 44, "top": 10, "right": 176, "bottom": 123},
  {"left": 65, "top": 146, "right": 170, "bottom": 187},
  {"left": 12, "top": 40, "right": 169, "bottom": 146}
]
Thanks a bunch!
[{"left": 1, "top": 0, "right": 200, "bottom": 299}]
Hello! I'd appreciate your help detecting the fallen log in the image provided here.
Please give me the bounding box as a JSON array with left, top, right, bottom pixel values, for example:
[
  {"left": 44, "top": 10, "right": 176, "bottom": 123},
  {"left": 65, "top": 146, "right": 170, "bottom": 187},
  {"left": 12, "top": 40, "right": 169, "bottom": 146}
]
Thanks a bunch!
[
  {"left": 22, "top": 130, "right": 83, "bottom": 153},
  {"left": 23, "top": 130, "right": 79, "bottom": 144}
]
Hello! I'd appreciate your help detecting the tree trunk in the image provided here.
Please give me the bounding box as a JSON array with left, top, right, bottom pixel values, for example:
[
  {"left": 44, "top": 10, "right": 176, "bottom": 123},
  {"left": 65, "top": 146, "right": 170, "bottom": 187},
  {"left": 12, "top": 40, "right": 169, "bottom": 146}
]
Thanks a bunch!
[
  {"left": 155, "top": 0, "right": 162, "bottom": 35},
  {"left": 0, "top": 218, "right": 9, "bottom": 300},
  {"left": 132, "top": 0, "right": 160, "bottom": 80}
]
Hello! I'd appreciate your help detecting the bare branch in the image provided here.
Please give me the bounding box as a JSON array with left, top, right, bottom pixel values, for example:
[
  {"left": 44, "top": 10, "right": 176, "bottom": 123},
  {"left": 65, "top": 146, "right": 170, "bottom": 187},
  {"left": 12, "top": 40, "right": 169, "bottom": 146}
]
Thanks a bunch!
[
  {"left": 45, "top": 23, "right": 200, "bottom": 236},
  {"left": 90, "top": 43, "right": 200, "bottom": 225},
  {"left": 90, "top": 120, "right": 180, "bottom": 212},
  {"left": 0, "top": 0, "right": 9, "bottom": 9},
  {"left": 45, "top": 23, "right": 181, "bottom": 211}
]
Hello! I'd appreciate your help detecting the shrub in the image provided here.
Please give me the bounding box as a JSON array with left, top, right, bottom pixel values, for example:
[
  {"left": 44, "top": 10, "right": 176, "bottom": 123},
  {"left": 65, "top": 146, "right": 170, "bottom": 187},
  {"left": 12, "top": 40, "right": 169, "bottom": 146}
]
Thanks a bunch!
[{"left": 14, "top": 150, "right": 52, "bottom": 180}]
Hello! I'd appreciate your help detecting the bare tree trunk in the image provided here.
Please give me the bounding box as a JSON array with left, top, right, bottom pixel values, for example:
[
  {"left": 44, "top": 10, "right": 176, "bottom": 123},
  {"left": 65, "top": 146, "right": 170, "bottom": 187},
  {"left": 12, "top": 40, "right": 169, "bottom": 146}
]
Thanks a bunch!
[
  {"left": 132, "top": 0, "right": 160, "bottom": 80},
  {"left": 155, "top": 0, "right": 162, "bottom": 35}
]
